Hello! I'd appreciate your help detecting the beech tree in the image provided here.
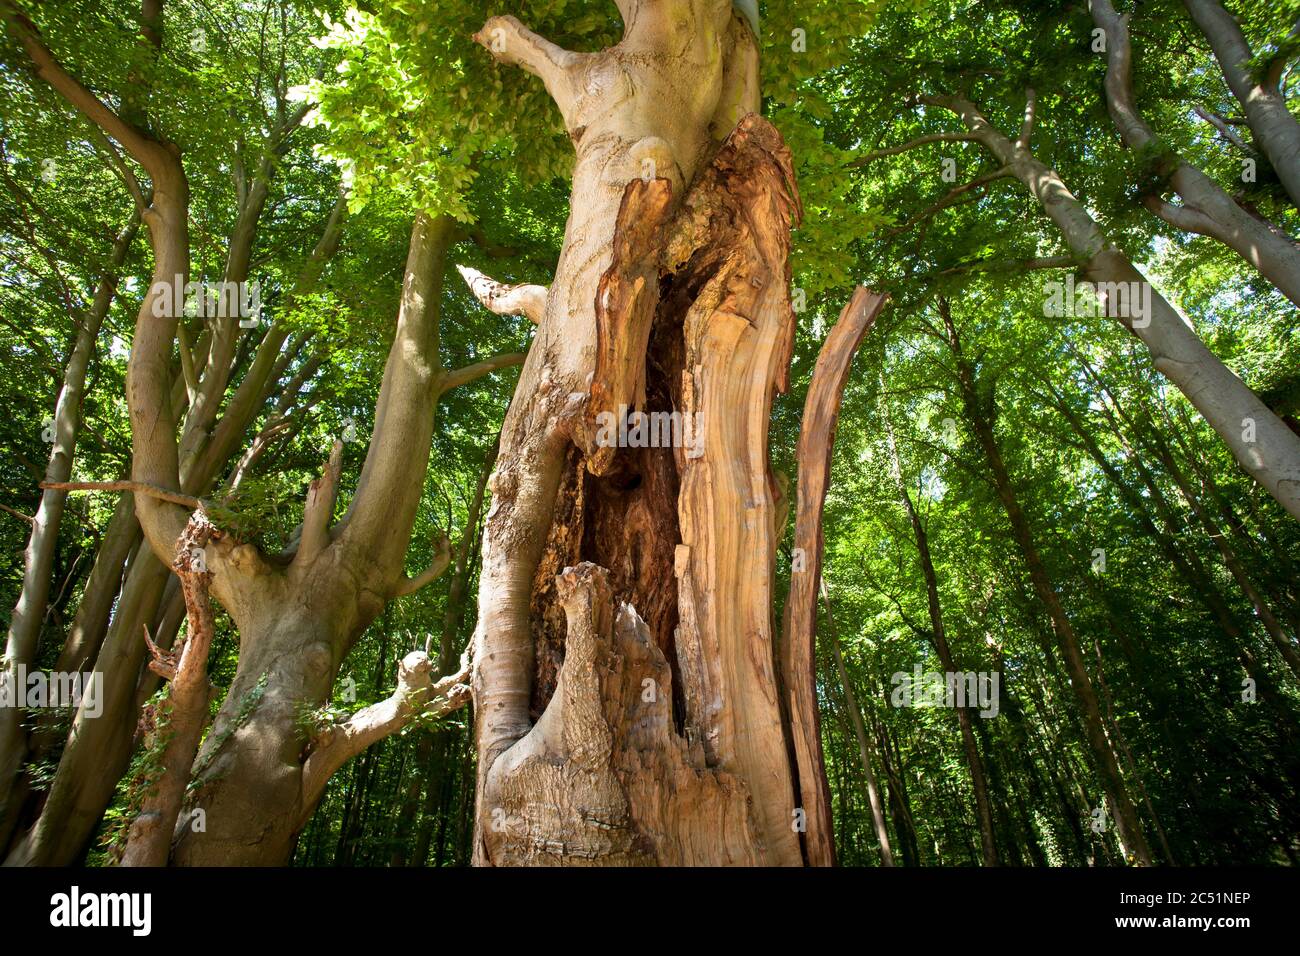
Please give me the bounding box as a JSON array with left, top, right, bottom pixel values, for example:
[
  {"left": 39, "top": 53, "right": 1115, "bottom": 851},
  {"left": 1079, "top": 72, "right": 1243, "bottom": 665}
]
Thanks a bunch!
[
  {"left": 1, "top": 0, "right": 517, "bottom": 864},
  {"left": 0, "top": 0, "right": 1297, "bottom": 870},
  {"left": 458, "top": 0, "right": 886, "bottom": 865}
]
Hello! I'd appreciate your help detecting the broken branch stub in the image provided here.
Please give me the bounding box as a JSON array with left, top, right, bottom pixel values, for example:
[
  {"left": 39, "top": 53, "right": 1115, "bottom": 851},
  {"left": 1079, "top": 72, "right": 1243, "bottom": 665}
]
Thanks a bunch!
[{"left": 119, "top": 511, "right": 219, "bottom": 867}]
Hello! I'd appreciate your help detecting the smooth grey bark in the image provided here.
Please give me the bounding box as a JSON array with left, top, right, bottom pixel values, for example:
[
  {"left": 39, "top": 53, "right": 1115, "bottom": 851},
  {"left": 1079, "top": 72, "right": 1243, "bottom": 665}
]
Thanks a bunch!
[
  {"left": 923, "top": 90, "right": 1300, "bottom": 522},
  {"left": 1091, "top": 0, "right": 1300, "bottom": 307},
  {"left": 0, "top": 210, "right": 139, "bottom": 834},
  {"left": 1182, "top": 0, "right": 1300, "bottom": 209}
]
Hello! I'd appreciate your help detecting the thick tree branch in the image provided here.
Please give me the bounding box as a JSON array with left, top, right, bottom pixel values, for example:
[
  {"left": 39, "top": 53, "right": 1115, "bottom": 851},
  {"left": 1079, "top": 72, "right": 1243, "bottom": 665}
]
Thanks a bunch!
[
  {"left": 1090, "top": 0, "right": 1160, "bottom": 153},
  {"left": 1185, "top": 0, "right": 1300, "bottom": 208},
  {"left": 474, "top": 15, "right": 582, "bottom": 122},
  {"left": 437, "top": 350, "right": 526, "bottom": 395},
  {"left": 299, "top": 653, "right": 471, "bottom": 820},
  {"left": 1141, "top": 194, "right": 1222, "bottom": 236},
  {"left": 456, "top": 264, "right": 547, "bottom": 324},
  {"left": 2, "top": 3, "right": 172, "bottom": 177},
  {"left": 393, "top": 533, "right": 452, "bottom": 598},
  {"left": 296, "top": 440, "right": 343, "bottom": 567},
  {"left": 338, "top": 212, "right": 452, "bottom": 569}
]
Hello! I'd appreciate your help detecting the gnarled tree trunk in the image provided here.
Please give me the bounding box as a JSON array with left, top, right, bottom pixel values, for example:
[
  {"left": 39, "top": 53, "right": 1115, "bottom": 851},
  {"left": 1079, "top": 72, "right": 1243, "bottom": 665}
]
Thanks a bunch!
[{"left": 467, "top": 0, "right": 846, "bottom": 867}]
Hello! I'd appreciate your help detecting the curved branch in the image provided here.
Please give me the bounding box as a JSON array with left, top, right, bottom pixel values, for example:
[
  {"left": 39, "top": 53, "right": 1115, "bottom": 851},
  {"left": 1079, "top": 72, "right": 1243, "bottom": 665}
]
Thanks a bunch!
[
  {"left": 299, "top": 653, "right": 471, "bottom": 820},
  {"left": 437, "top": 351, "right": 527, "bottom": 396},
  {"left": 393, "top": 533, "right": 452, "bottom": 598},
  {"left": 1090, "top": 0, "right": 1159, "bottom": 152},
  {"left": 2, "top": 3, "right": 172, "bottom": 177},
  {"left": 1194, "top": 104, "right": 1256, "bottom": 155},
  {"left": 782, "top": 285, "right": 888, "bottom": 868},
  {"left": 474, "top": 15, "right": 582, "bottom": 123},
  {"left": 456, "top": 264, "right": 547, "bottom": 324}
]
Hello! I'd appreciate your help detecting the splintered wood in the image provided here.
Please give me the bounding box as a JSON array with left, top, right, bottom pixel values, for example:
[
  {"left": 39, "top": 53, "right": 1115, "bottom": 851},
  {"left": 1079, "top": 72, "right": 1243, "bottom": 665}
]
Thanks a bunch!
[{"left": 485, "top": 115, "right": 828, "bottom": 867}]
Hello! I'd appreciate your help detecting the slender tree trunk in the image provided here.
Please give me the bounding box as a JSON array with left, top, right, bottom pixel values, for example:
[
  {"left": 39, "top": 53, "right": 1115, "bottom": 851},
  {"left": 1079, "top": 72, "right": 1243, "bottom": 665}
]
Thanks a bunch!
[
  {"left": 1085, "top": 625, "right": 1177, "bottom": 865},
  {"left": 824, "top": 583, "right": 894, "bottom": 866},
  {"left": 939, "top": 299, "right": 1153, "bottom": 865},
  {"left": 1, "top": 171, "right": 343, "bottom": 869},
  {"left": 1067, "top": 353, "right": 1300, "bottom": 684},
  {"left": 440, "top": 438, "right": 496, "bottom": 673},
  {"left": 877, "top": 715, "right": 920, "bottom": 865},
  {"left": 0, "top": 211, "right": 139, "bottom": 823},
  {"left": 881, "top": 391, "right": 998, "bottom": 865},
  {"left": 1042, "top": 373, "right": 1288, "bottom": 698},
  {"left": 4, "top": 7, "right": 497, "bottom": 869}
]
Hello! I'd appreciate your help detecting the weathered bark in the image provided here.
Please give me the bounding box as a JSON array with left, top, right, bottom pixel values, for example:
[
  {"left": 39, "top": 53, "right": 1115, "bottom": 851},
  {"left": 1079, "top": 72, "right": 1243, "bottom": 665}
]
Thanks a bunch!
[
  {"left": 469, "top": 1, "right": 825, "bottom": 866},
  {"left": 1182, "top": 0, "right": 1300, "bottom": 209},
  {"left": 923, "top": 90, "right": 1300, "bottom": 522},
  {"left": 457, "top": 266, "right": 546, "bottom": 325},
  {"left": 120, "top": 514, "right": 220, "bottom": 867},
  {"left": 782, "top": 286, "right": 885, "bottom": 866}
]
